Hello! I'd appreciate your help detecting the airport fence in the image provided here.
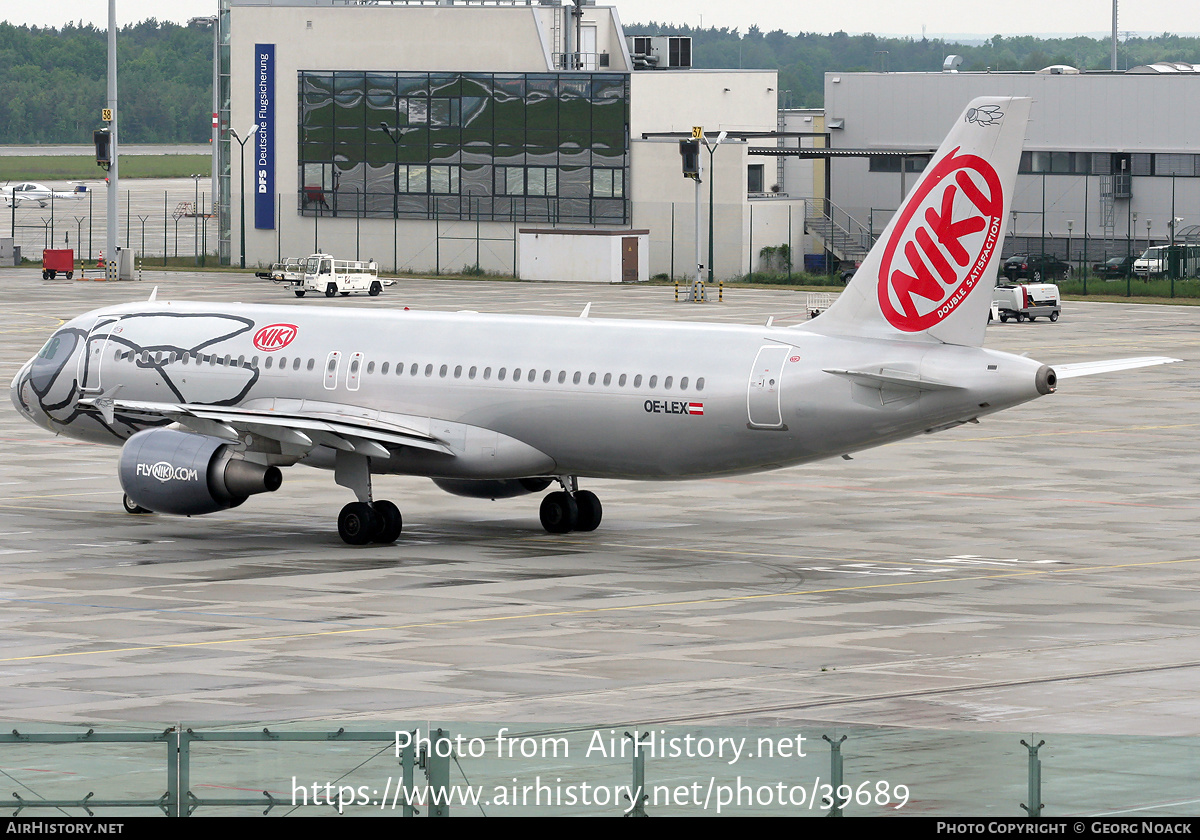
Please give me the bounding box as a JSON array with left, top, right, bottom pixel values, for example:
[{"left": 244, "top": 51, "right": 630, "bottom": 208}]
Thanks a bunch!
[
  {"left": 1, "top": 722, "right": 1197, "bottom": 818},
  {"left": 6, "top": 186, "right": 215, "bottom": 268}
]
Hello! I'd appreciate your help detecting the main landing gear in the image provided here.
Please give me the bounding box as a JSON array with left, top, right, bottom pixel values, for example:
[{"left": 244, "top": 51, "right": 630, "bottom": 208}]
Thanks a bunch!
[
  {"left": 538, "top": 477, "right": 602, "bottom": 534},
  {"left": 337, "top": 498, "right": 402, "bottom": 545},
  {"left": 333, "top": 450, "right": 403, "bottom": 545}
]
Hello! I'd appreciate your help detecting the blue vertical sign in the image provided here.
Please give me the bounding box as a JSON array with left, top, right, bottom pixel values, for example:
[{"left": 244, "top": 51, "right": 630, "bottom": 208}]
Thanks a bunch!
[{"left": 253, "top": 44, "right": 275, "bottom": 230}]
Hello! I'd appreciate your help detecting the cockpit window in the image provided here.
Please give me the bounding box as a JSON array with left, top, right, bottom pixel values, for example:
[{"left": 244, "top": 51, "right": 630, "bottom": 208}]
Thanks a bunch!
[{"left": 30, "top": 331, "right": 78, "bottom": 392}]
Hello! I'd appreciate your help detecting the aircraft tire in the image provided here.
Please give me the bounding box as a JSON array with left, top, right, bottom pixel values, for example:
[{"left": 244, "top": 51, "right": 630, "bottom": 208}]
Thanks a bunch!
[
  {"left": 540, "top": 491, "right": 578, "bottom": 534},
  {"left": 372, "top": 500, "right": 403, "bottom": 544},
  {"left": 122, "top": 493, "right": 152, "bottom": 515},
  {"left": 338, "top": 502, "right": 379, "bottom": 545},
  {"left": 573, "top": 490, "right": 602, "bottom": 532},
  {"left": 325, "top": 283, "right": 337, "bottom": 298},
  {"left": 295, "top": 290, "right": 306, "bottom": 298}
]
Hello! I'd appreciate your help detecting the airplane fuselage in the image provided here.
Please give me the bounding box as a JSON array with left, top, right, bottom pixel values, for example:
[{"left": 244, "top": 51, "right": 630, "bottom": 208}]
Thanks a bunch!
[{"left": 13, "top": 300, "right": 1049, "bottom": 483}]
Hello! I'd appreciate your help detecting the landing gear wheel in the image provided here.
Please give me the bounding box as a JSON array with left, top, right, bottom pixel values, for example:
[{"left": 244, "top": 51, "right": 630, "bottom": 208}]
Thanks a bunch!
[
  {"left": 540, "top": 491, "right": 578, "bottom": 534},
  {"left": 295, "top": 289, "right": 306, "bottom": 298},
  {"left": 1049, "top": 311, "right": 1059, "bottom": 322},
  {"left": 369, "top": 281, "right": 381, "bottom": 296},
  {"left": 325, "top": 282, "right": 338, "bottom": 298},
  {"left": 573, "top": 490, "right": 603, "bottom": 532},
  {"left": 371, "top": 500, "right": 403, "bottom": 544},
  {"left": 122, "top": 493, "right": 151, "bottom": 515},
  {"left": 338, "top": 501, "right": 379, "bottom": 545}
]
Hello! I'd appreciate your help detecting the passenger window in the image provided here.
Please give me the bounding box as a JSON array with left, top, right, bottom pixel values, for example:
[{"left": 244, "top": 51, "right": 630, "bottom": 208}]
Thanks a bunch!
[
  {"left": 649, "top": 375, "right": 658, "bottom": 388},
  {"left": 542, "top": 370, "right": 550, "bottom": 383},
  {"left": 603, "top": 373, "right": 611, "bottom": 386},
  {"left": 619, "top": 374, "right": 627, "bottom": 387},
  {"left": 295, "top": 358, "right": 303, "bottom": 371},
  {"left": 664, "top": 376, "right": 673, "bottom": 389},
  {"left": 558, "top": 371, "right": 566, "bottom": 384},
  {"left": 634, "top": 374, "right": 642, "bottom": 387},
  {"left": 469, "top": 366, "right": 477, "bottom": 379},
  {"left": 512, "top": 368, "right": 521, "bottom": 381},
  {"left": 454, "top": 365, "right": 462, "bottom": 378},
  {"left": 498, "top": 367, "right": 507, "bottom": 381},
  {"left": 483, "top": 367, "right": 492, "bottom": 380},
  {"left": 680, "top": 376, "right": 689, "bottom": 390},
  {"left": 573, "top": 372, "right": 581, "bottom": 385},
  {"left": 307, "top": 358, "right": 315, "bottom": 371},
  {"left": 265, "top": 357, "right": 273, "bottom": 370},
  {"left": 381, "top": 362, "right": 389, "bottom": 375},
  {"left": 411, "top": 363, "right": 419, "bottom": 376},
  {"left": 439, "top": 364, "right": 447, "bottom": 377},
  {"left": 696, "top": 377, "right": 705, "bottom": 391},
  {"left": 588, "top": 373, "right": 596, "bottom": 385},
  {"left": 367, "top": 361, "right": 375, "bottom": 374}
]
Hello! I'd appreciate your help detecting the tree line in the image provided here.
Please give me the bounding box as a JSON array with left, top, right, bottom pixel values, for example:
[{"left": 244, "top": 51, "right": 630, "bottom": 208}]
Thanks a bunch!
[{"left": 3, "top": 19, "right": 1200, "bottom": 144}]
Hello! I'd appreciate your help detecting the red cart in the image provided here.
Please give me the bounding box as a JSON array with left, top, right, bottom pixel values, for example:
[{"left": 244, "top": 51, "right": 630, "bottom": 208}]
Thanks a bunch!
[{"left": 42, "top": 249, "right": 74, "bottom": 280}]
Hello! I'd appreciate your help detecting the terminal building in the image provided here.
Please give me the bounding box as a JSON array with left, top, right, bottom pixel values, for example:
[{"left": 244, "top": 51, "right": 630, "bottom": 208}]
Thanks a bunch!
[
  {"left": 215, "top": 0, "right": 800, "bottom": 279},
  {"left": 821, "top": 66, "right": 1200, "bottom": 268}
]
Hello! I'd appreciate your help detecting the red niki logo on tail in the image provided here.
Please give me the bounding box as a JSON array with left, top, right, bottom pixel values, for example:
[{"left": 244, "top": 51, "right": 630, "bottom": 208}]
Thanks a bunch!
[
  {"left": 252, "top": 323, "right": 298, "bottom": 351},
  {"left": 877, "top": 147, "right": 1004, "bottom": 332}
]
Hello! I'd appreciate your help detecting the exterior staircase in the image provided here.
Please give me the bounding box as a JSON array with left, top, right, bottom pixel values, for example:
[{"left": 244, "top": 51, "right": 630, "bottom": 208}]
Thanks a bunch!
[{"left": 804, "top": 198, "right": 873, "bottom": 264}]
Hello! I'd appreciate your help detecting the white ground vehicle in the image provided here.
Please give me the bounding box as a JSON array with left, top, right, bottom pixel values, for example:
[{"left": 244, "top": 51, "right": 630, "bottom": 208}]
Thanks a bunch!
[
  {"left": 1133, "top": 246, "right": 1167, "bottom": 278},
  {"left": 256, "top": 258, "right": 305, "bottom": 289},
  {"left": 297, "top": 254, "right": 382, "bottom": 298},
  {"left": 992, "top": 282, "right": 1061, "bottom": 323}
]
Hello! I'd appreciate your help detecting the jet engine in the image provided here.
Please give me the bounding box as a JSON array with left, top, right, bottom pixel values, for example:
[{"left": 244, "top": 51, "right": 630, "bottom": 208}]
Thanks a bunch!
[
  {"left": 118, "top": 428, "right": 282, "bottom": 515},
  {"left": 431, "top": 477, "right": 553, "bottom": 500}
]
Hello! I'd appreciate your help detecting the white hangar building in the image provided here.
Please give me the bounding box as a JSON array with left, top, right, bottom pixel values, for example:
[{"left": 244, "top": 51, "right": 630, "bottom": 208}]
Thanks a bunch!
[
  {"left": 214, "top": 0, "right": 800, "bottom": 280},
  {"left": 821, "top": 66, "right": 1200, "bottom": 266}
]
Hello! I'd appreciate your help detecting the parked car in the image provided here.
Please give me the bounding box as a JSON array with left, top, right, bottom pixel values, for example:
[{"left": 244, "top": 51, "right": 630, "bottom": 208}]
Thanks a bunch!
[
  {"left": 1091, "top": 256, "right": 1135, "bottom": 279},
  {"left": 1002, "top": 254, "right": 1071, "bottom": 283},
  {"left": 1133, "top": 246, "right": 1168, "bottom": 278}
]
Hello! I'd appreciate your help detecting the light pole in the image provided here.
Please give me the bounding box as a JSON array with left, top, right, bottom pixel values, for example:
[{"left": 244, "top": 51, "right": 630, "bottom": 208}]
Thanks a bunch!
[
  {"left": 229, "top": 124, "right": 257, "bottom": 269},
  {"left": 702, "top": 130, "right": 727, "bottom": 283},
  {"left": 378, "top": 122, "right": 413, "bottom": 275},
  {"left": 1067, "top": 220, "right": 1078, "bottom": 294},
  {"left": 191, "top": 173, "right": 203, "bottom": 265}
]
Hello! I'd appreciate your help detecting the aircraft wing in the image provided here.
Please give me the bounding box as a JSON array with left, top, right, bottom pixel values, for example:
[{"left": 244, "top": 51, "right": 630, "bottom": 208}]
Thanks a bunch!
[
  {"left": 77, "top": 393, "right": 454, "bottom": 459},
  {"left": 1053, "top": 356, "right": 1181, "bottom": 380}
]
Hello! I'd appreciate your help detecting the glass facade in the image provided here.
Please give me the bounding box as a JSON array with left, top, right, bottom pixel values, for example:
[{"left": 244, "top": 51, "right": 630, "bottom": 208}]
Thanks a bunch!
[{"left": 298, "top": 71, "right": 630, "bottom": 225}]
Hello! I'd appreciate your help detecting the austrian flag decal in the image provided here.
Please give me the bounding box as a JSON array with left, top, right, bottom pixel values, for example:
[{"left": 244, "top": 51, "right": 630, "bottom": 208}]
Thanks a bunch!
[
  {"left": 252, "top": 323, "right": 298, "bottom": 351},
  {"left": 877, "top": 147, "right": 1004, "bottom": 331}
]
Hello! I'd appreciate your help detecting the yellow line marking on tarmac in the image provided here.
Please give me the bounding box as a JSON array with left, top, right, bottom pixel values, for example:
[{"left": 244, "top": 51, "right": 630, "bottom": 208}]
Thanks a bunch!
[{"left": 5, "top": 556, "right": 1198, "bottom": 663}]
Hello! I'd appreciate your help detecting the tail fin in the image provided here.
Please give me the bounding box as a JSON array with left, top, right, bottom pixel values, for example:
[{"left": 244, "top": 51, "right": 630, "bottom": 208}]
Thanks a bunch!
[{"left": 805, "top": 97, "right": 1031, "bottom": 347}]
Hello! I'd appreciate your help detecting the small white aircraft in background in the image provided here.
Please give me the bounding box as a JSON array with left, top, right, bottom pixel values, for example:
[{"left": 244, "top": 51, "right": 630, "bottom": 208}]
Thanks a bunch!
[{"left": 1, "top": 182, "right": 89, "bottom": 208}]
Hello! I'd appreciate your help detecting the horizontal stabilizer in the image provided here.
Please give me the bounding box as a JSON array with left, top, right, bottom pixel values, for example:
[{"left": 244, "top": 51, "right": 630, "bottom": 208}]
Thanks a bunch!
[
  {"left": 824, "top": 368, "right": 963, "bottom": 391},
  {"left": 1053, "top": 356, "right": 1181, "bottom": 379}
]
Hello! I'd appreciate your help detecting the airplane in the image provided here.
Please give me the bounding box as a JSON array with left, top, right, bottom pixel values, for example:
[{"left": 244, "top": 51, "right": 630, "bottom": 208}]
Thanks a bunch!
[
  {"left": 10, "top": 96, "right": 1180, "bottom": 545},
  {"left": 1, "top": 181, "right": 89, "bottom": 208}
]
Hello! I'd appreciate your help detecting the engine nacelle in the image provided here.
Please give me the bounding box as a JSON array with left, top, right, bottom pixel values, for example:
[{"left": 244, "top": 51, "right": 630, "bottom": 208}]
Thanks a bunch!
[
  {"left": 118, "top": 428, "right": 282, "bottom": 515},
  {"left": 431, "top": 477, "right": 552, "bottom": 500}
]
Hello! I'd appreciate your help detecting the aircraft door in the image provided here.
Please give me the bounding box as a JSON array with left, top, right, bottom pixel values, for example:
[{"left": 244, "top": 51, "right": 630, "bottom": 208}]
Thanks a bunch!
[
  {"left": 324, "top": 351, "right": 341, "bottom": 390},
  {"left": 747, "top": 345, "right": 791, "bottom": 429},
  {"left": 346, "top": 352, "right": 363, "bottom": 391},
  {"left": 77, "top": 316, "right": 122, "bottom": 394}
]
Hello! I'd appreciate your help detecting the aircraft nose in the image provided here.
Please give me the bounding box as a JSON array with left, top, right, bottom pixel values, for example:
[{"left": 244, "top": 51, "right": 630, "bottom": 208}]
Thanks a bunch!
[{"left": 10, "top": 359, "right": 37, "bottom": 422}]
